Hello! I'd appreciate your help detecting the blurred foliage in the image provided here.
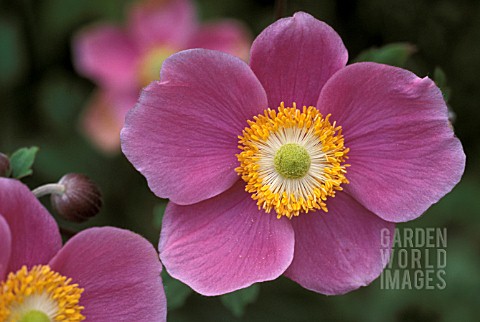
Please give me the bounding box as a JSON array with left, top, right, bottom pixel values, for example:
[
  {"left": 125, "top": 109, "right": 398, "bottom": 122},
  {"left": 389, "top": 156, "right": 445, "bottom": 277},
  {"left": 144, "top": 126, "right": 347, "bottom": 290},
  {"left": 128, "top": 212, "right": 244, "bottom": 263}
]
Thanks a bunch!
[
  {"left": 0, "top": 16, "right": 26, "bottom": 87},
  {"left": 1, "top": 0, "right": 479, "bottom": 321},
  {"left": 353, "top": 42, "right": 416, "bottom": 67},
  {"left": 221, "top": 284, "right": 260, "bottom": 317},
  {"left": 162, "top": 270, "right": 194, "bottom": 311},
  {"left": 434, "top": 67, "right": 451, "bottom": 103}
]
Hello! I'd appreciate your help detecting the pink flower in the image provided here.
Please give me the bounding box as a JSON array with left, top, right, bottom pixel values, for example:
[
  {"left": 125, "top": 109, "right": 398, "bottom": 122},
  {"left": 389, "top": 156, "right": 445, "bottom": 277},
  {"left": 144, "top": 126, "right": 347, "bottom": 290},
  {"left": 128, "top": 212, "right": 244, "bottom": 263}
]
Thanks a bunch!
[
  {"left": 121, "top": 12, "right": 465, "bottom": 296},
  {"left": 73, "top": 0, "right": 251, "bottom": 153},
  {"left": 0, "top": 178, "right": 166, "bottom": 321}
]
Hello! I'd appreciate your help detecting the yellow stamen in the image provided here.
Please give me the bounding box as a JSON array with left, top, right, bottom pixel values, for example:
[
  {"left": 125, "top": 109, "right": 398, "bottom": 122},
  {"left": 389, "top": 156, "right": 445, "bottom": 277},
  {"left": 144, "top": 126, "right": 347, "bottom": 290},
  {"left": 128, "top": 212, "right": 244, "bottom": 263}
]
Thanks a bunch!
[
  {"left": 236, "top": 102, "right": 350, "bottom": 219},
  {"left": 0, "top": 265, "right": 85, "bottom": 322}
]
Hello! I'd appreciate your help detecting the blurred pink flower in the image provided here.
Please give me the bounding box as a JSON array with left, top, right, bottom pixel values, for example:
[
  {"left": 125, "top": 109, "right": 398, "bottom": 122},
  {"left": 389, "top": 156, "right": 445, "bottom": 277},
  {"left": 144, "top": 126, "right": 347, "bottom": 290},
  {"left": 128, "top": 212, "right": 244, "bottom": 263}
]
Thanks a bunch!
[
  {"left": 0, "top": 178, "right": 166, "bottom": 321},
  {"left": 73, "top": 0, "right": 251, "bottom": 154},
  {"left": 121, "top": 12, "right": 465, "bottom": 296}
]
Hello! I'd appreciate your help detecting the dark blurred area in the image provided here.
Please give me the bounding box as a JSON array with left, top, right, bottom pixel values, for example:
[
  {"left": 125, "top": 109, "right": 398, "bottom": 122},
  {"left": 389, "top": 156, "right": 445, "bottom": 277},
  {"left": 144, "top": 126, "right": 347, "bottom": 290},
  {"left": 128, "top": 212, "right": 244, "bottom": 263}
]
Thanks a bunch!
[{"left": 0, "top": 0, "right": 479, "bottom": 321}]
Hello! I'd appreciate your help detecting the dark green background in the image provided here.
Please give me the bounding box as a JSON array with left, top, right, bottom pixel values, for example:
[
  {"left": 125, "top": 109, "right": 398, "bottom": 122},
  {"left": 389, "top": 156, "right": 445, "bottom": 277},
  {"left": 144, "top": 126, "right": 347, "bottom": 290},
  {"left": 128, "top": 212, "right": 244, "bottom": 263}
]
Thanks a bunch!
[{"left": 1, "top": 0, "right": 479, "bottom": 321}]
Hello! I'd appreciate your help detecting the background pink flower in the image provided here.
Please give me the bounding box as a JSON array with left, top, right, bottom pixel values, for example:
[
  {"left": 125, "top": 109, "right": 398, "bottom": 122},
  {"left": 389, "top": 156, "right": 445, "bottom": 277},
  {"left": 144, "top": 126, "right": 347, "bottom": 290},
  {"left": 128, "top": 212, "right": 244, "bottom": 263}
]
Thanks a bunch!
[
  {"left": 121, "top": 12, "right": 465, "bottom": 296},
  {"left": 0, "top": 178, "right": 166, "bottom": 321},
  {"left": 73, "top": 0, "right": 251, "bottom": 154}
]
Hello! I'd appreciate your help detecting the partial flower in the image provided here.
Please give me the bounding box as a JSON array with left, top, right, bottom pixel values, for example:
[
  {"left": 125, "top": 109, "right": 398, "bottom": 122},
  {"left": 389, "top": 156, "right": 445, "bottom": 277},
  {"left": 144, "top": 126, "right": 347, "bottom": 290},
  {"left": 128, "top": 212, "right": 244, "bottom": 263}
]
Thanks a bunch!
[
  {"left": 73, "top": 0, "right": 251, "bottom": 153},
  {"left": 121, "top": 12, "right": 465, "bottom": 296},
  {"left": 0, "top": 178, "right": 166, "bottom": 321}
]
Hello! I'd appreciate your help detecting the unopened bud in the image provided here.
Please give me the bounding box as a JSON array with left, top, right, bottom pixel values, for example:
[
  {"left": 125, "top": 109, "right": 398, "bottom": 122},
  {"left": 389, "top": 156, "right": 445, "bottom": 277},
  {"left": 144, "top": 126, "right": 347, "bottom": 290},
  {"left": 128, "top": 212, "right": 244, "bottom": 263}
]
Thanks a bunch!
[
  {"left": 0, "top": 153, "right": 10, "bottom": 177},
  {"left": 51, "top": 173, "right": 102, "bottom": 222}
]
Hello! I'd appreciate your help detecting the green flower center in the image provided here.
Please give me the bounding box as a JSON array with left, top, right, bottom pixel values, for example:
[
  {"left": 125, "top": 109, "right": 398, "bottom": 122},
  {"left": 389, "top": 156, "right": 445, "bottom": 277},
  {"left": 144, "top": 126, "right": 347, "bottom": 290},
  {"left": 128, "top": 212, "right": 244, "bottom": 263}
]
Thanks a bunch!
[
  {"left": 274, "top": 143, "right": 311, "bottom": 179},
  {"left": 20, "top": 310, "right": 50, "bottom": 322}
]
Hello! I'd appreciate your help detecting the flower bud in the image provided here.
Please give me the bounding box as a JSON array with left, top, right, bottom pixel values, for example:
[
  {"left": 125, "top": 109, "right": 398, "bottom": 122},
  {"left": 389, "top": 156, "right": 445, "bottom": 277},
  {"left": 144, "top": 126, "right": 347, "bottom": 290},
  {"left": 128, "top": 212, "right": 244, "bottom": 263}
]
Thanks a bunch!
[
  {"left": 51, "top": 173, "right": 102, "bottom": 222},
  {"left": 0, "top": 153, "right": 10, "bottom": 177}
]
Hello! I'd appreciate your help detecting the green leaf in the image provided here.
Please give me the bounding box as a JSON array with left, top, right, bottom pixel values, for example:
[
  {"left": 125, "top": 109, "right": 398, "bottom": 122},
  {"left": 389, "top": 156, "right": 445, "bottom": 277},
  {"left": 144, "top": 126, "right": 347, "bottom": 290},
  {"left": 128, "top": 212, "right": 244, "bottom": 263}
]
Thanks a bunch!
[
  {"left": 353, "top": 43, "right": 416, "bottom": 67},
  {"left": 9, "top": 147, "right": 39, "bottom": 179},
  {"left": 161, "top": 271, "right": 193, "bottom": 310},
  {"left": 220, "top": 284, "right": 260, "bottom": 317},
  {"left": 434, "top": 67, "right": 451, "bottom": 102}
]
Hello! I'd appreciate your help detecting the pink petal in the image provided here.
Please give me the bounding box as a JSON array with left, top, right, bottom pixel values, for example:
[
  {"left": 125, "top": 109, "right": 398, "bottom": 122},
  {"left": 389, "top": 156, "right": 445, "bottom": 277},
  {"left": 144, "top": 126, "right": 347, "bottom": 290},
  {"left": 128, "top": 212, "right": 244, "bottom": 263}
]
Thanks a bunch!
[
  {"left": 49, "top": 227, "right": 166, "bottom": 322},
  {"left": 285, "top": 192, "right": 394, "bottom": 295},
  {"left": 81, "top": 90, "right": 137, "bottom": 154},
  {"left": 121, "top": 49, "right": 268, "bottom": 205},
  {"left": 250, "top": 12, "right": 347, "bottom": 108},
  {"left": 159, "top": 181, "right": 294, "bottom": 296},
  {"left": 0, "top": 215, "right": 12, "bottom": 280},
  {"left": 187, "top": 20, "right": 251, "bottom": 61},
  {"left": 0, "top": 178, "right": 61, "bottom": 272},
  {"left": 317, "top": 62, "right": 466, "bottom": 222},
  {"left": 73, "top": 24, "right": 139, "bottom": 91},
  {"left": 128, "top": 0, "right": 196, "bottom": 50}
]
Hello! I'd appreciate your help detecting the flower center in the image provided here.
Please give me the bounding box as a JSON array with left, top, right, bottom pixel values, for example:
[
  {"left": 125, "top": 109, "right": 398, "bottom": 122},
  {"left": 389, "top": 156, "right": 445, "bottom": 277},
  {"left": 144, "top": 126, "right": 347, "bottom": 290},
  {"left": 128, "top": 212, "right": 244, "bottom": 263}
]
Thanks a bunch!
[
  {"left": 0, "top": 265, "right": 85, "bottom": 322},
  {"left": 137, "top": 46, "right": 177, "bottom": 87},
  {"left": 20, "top": 310, "right": 50, "bottom": 322},
  {"left": 274, "top": 143, "right": 311, "bottom": 179},
  {"left": 236, "top": 103, "right": 350, "bottom": 219}
]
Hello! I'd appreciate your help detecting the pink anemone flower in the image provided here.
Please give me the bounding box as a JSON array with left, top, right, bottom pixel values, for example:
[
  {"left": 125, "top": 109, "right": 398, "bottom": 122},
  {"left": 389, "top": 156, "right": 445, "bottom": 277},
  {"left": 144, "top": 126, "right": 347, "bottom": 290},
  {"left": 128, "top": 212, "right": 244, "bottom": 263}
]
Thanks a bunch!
[
  {"left": 121, "top": 12, "right": 465, "bottom": 296},
  {"left": 0, "top": 178, "right": 166, "bottom": 321},
  {"left": 73, "top": 0, "right": 251, "bottom": 153}
]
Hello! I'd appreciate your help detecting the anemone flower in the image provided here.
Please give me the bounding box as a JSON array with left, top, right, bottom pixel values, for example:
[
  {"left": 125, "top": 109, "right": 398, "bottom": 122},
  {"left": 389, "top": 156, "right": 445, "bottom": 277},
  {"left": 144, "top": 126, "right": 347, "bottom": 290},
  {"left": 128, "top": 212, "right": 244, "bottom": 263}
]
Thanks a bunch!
[
  {"left": 73, "top": 0, "right": 251, "bottom": 153},
  {"left": 0, "top": 178, "right": 166, "bottom": 321},
  {"left": 121, "top": 12, "right": 465, "bottom": 296}
]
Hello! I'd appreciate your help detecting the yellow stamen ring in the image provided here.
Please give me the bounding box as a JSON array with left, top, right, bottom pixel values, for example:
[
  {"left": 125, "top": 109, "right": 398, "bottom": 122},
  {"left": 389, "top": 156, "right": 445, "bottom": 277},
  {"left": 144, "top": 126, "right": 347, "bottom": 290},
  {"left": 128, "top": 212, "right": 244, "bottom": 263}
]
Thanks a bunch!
[
  {"left": 0, "top": 265, "right": 85, "bottom": 322},
  {"left": 236, "top": 103, "right": 350, "bottom": 219}
]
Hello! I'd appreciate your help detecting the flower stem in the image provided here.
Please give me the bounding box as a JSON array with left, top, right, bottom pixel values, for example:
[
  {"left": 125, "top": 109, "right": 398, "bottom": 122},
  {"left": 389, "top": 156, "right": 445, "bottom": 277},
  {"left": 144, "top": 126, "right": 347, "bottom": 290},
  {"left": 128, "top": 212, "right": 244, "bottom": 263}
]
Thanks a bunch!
[{"left": 32, "top": 183, "right": 65, "bottom": 198}]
